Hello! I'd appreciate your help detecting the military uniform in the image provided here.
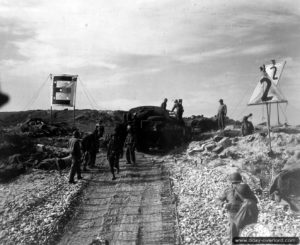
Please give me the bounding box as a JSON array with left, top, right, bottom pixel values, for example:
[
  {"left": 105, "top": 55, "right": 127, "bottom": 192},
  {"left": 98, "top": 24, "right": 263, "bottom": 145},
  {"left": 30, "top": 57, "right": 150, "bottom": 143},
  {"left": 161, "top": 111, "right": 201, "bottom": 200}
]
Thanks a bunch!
[
  {"left": 218, "top": 100, "right": 227, "bottom": 130},
  {"left": 241, "top": 114, "right": 254, "bottom": 136},
  {"left": 68, "top": 132, "right": 82, "bottom": 183},
  {"left": 177, "top": 102, "right": 184, "bottom": 120},
  {"left": 125, "top": 132, "right": 136, "bottom": 164},
  {"left": 161, "top": 99, "right": 167, "bottom": 110},
  {"left": 219, "top": 183, "right": 257, "bottom": 243},
  {"left": 232, "top": 184, "right": 259, "bottom": 240},
  {"left": 82, "top": 131, "right": 98, "bottom": 170},
  {"left": 171, "top": 100, "right": 178, "bottom": 116},
  {"left": 107, "top": 134, "right": 122, "bottom": 180}
]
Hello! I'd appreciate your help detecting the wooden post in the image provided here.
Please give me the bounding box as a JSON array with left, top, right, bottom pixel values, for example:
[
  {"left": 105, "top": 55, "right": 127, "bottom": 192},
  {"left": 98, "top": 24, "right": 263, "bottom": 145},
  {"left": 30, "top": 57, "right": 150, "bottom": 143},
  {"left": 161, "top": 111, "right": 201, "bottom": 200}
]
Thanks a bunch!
[
  {"left": 266, "top": 103, "right": 272, "bottom": 152},
  {"left": 269, "top": 103, "right": 271, "bottom": 126},
  {"left": 277, "top": 102, "right": 280, "bottom": 126},
  {"left": 73, "top": 105, "right": 76, "bottom": 128},
  {"left": 50, "top": 106, "right": 53, "bottom": 124}
]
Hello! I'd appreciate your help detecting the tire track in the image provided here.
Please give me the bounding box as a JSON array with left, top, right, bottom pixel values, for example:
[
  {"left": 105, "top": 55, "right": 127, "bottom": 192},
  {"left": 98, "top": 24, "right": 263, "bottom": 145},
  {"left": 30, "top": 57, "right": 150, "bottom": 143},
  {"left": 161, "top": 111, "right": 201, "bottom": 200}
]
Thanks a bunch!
[{"left": 57, "top": 153, "right": 177, "bottom": 245}]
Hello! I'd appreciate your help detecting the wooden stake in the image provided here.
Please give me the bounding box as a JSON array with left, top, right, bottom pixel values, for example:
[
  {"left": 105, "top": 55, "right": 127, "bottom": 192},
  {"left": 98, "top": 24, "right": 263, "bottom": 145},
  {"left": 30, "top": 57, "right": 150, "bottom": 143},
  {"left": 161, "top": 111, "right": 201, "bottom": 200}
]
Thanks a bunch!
[
  {"left": 73, "top": 105, "right": 76, "bottom": 128},
  {"left": 266, "top": 103, "right": 272, "bottom": 152},
  {"left": 50, "top": 106, "right": 53, "bottom": 124},
  {"left": 277, "top": 102, "right": 280, "bottom": 126}
]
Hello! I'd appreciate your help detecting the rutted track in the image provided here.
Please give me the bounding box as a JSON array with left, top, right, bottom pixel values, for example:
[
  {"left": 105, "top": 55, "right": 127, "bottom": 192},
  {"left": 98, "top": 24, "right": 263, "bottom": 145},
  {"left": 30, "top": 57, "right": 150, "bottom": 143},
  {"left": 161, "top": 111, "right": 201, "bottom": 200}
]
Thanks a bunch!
[{"left": 57, "top": 153, "right": 177, "bottom": 245}]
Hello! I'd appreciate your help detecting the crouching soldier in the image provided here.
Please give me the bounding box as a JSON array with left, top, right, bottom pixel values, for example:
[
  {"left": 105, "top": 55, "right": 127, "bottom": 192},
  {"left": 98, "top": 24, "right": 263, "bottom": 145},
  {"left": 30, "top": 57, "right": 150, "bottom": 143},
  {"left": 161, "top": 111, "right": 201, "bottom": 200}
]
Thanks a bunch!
[
  {"left": 107, "top": 132, "right": 123, "bottom": 180},
  {"left": 232, "top": 183, "right": 259, "bottom": 240},
  {"left": 217, "top": 172, "right": 257, "bottom": 244},
  {"left": 241, "top": 113, "right": 254, "bottom": 136},
  {"left": 125, "top": 125, "right": 136, "bottom": 165},
  {"left": 69, "top": 130, "right": 82, "bottom": 184}
]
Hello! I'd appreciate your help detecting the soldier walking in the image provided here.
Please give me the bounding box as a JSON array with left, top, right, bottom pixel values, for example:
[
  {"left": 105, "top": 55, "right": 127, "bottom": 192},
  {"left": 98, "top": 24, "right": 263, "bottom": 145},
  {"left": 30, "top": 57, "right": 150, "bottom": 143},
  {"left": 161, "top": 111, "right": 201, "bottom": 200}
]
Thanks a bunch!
[
  {"left": 107, "top": 130, "right": 123, "bottom": 180},
  {"left": 82, "top": 130, "right": 98, "bottom": 171},
  {"left": 125, "top": 125, "right": 136, "bottom": 165},
  {"left": 68, "top": 130, "right": 82, "bottom": 184}
]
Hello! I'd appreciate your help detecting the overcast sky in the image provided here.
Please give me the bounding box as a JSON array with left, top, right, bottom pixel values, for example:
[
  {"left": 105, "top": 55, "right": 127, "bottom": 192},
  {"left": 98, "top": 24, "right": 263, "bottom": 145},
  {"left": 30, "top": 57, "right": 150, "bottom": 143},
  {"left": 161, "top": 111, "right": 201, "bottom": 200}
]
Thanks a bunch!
[{"left": 1, "top": 0, "right": 300, "bottom": 124}]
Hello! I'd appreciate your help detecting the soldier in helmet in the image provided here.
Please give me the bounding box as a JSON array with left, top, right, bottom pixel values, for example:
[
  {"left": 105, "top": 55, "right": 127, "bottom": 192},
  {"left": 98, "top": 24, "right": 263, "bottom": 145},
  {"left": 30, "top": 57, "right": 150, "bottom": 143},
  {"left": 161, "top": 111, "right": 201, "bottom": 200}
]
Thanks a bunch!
[
  {"left": 124, "top": 125, "right": 136, "bottom": 165},
  {"left": 217, "top": 172, "right": 257, "bottom": 243},
  {"left": 68, "top": 130, "right": 83, "bottom": 184}
]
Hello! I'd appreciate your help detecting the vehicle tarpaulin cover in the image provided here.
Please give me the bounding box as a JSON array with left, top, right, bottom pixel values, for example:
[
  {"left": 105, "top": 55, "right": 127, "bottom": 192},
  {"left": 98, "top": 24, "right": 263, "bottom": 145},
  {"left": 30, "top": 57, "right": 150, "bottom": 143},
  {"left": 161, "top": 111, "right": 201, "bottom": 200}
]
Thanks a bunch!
[
  {"left": 52, "top": 74, "right": 77, "bottom": 107},
  {"left": 270, "top": 161, "right": 300, "bottom": 213}
]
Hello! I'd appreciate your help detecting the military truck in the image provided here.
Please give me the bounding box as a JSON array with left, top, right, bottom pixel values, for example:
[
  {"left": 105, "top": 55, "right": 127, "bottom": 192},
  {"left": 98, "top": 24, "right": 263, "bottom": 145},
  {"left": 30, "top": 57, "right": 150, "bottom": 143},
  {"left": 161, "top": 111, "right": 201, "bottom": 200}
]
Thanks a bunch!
[{"left": 125, "top": 106, "right": 190, "bottom": 152}]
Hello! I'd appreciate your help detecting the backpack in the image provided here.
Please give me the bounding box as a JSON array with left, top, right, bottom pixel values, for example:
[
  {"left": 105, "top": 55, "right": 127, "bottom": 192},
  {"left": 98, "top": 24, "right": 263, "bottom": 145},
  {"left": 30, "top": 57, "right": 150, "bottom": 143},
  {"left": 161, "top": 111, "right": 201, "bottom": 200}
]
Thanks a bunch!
[{"left": 233, "top": 198, "right": 259, "bottom": 233}]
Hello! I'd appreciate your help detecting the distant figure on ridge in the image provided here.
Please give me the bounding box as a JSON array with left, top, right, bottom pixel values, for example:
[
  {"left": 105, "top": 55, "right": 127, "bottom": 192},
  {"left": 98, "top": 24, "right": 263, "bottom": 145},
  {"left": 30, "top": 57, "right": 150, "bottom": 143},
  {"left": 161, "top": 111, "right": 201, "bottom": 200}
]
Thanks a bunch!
[
  {"left": 171, "top": 99, "right": 180, "bottom": 119},
  {"left": 178, "top": 99, "right": 184, "bottom": 121},
  {"left": 217, "top": 99, "right": 227, "bottom": 131},
  {"left": 161, "top": 98, "right": 168, "bottom": 111}
]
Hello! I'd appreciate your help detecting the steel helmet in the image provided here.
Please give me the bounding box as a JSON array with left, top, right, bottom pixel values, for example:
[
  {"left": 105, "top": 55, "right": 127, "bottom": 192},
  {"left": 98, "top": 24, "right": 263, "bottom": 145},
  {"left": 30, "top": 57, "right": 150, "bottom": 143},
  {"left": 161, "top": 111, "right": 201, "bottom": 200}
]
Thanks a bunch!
[{"left": 229, "top": 172, "right": 242, "bottom": 183}]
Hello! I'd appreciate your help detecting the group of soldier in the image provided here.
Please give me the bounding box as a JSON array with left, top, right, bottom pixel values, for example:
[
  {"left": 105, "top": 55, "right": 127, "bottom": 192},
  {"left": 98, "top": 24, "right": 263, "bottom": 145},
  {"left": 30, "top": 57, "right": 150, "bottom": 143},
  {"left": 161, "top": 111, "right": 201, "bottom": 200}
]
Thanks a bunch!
[
  {"left": 217, "top": 99, "right": 254, "bottom": 135},
  {"left": 161, "top": 98, "right": 184, "bottom": 120},
  {"left": 162, "top": 98, "right": 228, "bottom": 130},
  {"left": 67, "top": 100, "right": 257, "bottom": 242},
  {"left": 107, "top": 124, "right": 136, "bottom": 180},
  {"left": 68, "top": 121, "right": 136, "bottom": 183}
]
